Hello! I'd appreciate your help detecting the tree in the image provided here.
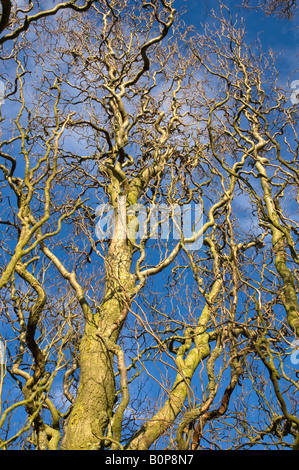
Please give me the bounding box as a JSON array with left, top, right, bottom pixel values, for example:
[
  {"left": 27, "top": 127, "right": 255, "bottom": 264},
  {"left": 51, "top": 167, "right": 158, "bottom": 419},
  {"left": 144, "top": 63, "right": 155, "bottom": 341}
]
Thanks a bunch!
[
  {"left": 0, "top": 0, "right": 298, "bottom": 450},
  {"left": 242, "top": 0, "right": 297, "bottom": 19}
]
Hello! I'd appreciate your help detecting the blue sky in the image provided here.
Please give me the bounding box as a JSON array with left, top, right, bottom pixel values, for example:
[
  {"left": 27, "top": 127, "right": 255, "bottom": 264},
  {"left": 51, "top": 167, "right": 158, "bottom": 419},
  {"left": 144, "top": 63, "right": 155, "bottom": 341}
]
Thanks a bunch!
[{"left": 175, "top": 0, "right": 298, "bottom": 87}]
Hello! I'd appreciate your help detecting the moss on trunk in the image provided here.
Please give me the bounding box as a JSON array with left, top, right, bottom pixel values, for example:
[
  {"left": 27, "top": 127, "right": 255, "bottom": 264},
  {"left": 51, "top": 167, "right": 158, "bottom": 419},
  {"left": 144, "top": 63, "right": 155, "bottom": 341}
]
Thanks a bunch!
[
  {"left": 64, "top": 238, "right": 134, "bottom": 450},
  {"left": 64, "top": 316, "right": 115, "bottom": 449}
]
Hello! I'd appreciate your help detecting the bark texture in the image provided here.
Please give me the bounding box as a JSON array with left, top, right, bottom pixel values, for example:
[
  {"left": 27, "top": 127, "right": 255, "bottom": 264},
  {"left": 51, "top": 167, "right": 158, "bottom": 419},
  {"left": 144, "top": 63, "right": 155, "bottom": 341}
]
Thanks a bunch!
[{"left": 64, "top": 237, "right": 134, "bottom": 450}]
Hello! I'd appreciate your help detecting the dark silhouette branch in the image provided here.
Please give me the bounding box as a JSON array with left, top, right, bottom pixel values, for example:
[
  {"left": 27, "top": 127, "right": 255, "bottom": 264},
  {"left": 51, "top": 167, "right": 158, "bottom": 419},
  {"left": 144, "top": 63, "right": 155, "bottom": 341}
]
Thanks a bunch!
[{"left": 0, "top": 0, "right": 11, "bottom": 34}]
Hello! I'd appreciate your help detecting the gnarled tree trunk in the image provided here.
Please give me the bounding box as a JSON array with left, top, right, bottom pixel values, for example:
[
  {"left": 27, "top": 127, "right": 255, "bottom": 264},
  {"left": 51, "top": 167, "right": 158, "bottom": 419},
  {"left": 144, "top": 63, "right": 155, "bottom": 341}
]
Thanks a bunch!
[{"left": 64, "top": 236, "right": 134, "bottom": 450}]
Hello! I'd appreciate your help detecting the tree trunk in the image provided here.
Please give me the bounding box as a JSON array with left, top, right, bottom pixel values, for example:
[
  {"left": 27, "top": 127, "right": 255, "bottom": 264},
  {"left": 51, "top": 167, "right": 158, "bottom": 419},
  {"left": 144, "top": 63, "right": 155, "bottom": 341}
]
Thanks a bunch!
[
  {"left": 64, "top": 238, "right": 134, "bottom": 450},
  {"left": 62, "top": 318, "right": 114, "bottom": 449}
]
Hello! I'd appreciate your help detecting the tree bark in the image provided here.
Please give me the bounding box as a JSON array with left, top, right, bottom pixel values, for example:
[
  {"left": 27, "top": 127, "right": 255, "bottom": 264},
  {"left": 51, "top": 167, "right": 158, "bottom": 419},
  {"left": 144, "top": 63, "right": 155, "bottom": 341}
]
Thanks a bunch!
[
  {"left": 64, "top": 237, "right": 134, "bottom": 450},
  {"left": 0, "top": 0, "right": 11, "bottom": 34}
]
